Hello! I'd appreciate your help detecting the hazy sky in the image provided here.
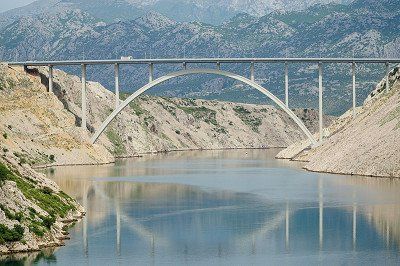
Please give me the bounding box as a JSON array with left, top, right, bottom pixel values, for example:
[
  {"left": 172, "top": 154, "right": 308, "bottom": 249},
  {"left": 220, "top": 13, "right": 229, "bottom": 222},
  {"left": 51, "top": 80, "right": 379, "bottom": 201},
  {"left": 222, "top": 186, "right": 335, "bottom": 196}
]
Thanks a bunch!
[{"left": 0, "top": 0, "right": 36, "bottom": 13}]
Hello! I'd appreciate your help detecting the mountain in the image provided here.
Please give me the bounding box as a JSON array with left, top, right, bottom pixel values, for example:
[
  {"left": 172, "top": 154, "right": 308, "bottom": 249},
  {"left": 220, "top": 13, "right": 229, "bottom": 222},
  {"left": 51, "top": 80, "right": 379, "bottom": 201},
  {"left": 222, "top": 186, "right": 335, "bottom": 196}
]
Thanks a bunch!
[
  {"left": 0, "top": 0, "right": 399, "bottom": 114},
  {"left": 0, "top": 0, "right": 352, "bottom": 26}
]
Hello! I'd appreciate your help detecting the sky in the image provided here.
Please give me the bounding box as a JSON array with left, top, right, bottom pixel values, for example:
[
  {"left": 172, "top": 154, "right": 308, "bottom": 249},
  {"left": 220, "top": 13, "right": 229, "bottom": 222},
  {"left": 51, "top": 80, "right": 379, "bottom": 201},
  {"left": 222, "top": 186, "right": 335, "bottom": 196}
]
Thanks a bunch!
[{"left": 0, "top": 0, "right": 36, "bottom": 13}]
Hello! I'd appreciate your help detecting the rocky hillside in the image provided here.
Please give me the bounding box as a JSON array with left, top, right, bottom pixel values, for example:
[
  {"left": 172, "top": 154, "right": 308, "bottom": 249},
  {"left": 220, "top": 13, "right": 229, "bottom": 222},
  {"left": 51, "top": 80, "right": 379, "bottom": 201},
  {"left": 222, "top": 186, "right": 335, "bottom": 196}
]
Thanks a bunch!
[
  {"left": 277, "top": 65, "right": 400, "bottom": 178},
  {"left": 0, "top": 64, "right": 114, "bottom": 167}
]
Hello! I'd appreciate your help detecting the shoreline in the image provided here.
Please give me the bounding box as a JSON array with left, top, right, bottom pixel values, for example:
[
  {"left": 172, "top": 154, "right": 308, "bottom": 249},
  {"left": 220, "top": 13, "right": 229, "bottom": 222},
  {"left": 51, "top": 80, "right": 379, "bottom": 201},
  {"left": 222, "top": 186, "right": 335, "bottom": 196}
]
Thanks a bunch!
[
  {"left": 31, "top": 146, "right": 286, "bottom": 169},
  {"left": 32, "top": 146, "right": 399, "bottom": 179},
  {"left": 0, "top": 209, "right": 86, "bottom": 256}
]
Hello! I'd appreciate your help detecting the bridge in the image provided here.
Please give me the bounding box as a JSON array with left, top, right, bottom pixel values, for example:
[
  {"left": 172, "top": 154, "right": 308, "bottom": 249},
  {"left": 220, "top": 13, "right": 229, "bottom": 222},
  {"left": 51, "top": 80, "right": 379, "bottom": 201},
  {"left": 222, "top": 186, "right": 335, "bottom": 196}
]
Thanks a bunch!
[{"left": 8, "top": 57, "right": 400, "bottom": 146}]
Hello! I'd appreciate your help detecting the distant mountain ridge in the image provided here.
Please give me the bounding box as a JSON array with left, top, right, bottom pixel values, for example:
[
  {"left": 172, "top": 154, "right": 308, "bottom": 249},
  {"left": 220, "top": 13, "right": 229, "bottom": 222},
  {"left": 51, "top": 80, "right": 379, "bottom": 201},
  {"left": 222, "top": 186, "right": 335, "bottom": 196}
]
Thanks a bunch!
[
  {"left": 0, "top": 0, "right": 352, "bottom": 26},
  {"left": 0, "top": 0, "right": 399, "bottom": 114}
]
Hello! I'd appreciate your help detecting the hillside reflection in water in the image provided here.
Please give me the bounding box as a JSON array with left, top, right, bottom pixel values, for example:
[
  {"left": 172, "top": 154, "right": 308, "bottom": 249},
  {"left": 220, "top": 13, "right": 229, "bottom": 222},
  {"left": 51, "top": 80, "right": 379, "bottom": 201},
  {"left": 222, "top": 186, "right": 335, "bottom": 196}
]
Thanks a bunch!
[{"left": 5, "top": 149, "right": 400, "bottom": 265}]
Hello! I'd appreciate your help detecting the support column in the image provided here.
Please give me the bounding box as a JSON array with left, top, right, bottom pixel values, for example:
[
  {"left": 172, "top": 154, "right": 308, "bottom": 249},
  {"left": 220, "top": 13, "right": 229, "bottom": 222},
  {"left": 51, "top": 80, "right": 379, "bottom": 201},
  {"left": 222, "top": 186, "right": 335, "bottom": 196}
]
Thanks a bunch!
[
  {"left": 216, "top": 62, "right": 221, "bottom": 70},
  {"left": 81, "top": 64, "right": 87, "bottom": 131},
  {"left": 48, "top": 65, "right": 53, "bottom": 93},
  {"left": 114, "top": 64, "right": 120, "bottom": 109},
  {"left": 318, "top": 62, "right": 323, "bottom": 142},
  {"left": 285, "top": 62, "right": 289, "bottom": 107},
  {"left": 386, "top": 62, "right": 390, "bottom": 93},
  {"left": 149, "top": 63, "right": 154, "bottom": 83},
  {"left": 352, "top": 62, "right": 356, "bottom": 118},
  {"left": 183, "top": 62, "right": 187, "bottom": 70},
  {"left": 250, "top": 62, "right": 255, "bottom": 82}
]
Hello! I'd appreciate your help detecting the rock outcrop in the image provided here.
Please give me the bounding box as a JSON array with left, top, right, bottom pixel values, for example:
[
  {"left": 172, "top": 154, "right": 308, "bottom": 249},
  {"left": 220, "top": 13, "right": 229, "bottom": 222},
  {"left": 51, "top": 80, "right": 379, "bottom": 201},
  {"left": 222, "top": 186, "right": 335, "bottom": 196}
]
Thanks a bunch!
[
  {"left": 0, "top": 156, "right": 84, "bottom": 254},
  {"left": 277, "top": 65, "right": 400, "bottom": 178}
]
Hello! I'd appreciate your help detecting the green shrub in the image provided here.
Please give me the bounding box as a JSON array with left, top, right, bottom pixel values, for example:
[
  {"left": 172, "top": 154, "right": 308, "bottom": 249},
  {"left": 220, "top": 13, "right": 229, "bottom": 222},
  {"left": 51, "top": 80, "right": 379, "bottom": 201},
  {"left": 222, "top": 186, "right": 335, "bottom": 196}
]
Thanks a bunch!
[
  {"left": 19, "top": 157, "right": 28, "bottom": 165},
  {"left": 41, "top": 186, "right": 53, "bottom": 195},
  {"left": 49, "top": 155, "right": 55, "bottom": 162},
  {"left": 0, "top": 204, "right": 24, "bottom": 222},
  {"left": 105, "top": 130, "right": 126, "bottom": 156},
  {"left": 0, "top": 224, "right": 24, "bottom": 242},
  {"left": 233, "top": 106, "right": 262, "bottom": 132},
  {"left": 2, "top": 133, "right": 7, "bottom": 139},
  {"left": 175, "top": 130, "right": 181, "bottom": 135},
  {"left": 29, "top": 223, "right": 44, "bottom": 237},
  {"left": 40, "top": 215, "right": 56, "bottom": 229},
  {"left": 179, "top": 106, "right": 218, "bottom": 126},
  {"left": 1, "top": 162, "right": 76, "bottom": 218},
  {"left": 215, "top": 127, "right": 228, "bottom": 134},
  {"left": 0, "top": 163, "right": 11, "bottom": 185},
  {"left": 233, "top": 106, "right": 251, "bottom": 115}
]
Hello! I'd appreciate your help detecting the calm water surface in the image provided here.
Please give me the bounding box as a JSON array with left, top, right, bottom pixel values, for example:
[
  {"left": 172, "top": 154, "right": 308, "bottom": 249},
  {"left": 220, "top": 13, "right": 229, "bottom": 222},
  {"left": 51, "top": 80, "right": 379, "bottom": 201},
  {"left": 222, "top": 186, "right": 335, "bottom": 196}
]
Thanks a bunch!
[{"left": 3, "top": 149, "right": 400, "bottom": 265}]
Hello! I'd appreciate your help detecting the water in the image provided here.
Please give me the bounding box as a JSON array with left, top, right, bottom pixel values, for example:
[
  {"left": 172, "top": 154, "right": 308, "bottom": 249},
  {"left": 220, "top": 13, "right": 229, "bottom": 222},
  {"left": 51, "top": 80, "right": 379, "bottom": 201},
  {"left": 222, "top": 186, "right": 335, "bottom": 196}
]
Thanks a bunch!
[{"left": 2, "top": 149, "right": 400, "bottom": 265}]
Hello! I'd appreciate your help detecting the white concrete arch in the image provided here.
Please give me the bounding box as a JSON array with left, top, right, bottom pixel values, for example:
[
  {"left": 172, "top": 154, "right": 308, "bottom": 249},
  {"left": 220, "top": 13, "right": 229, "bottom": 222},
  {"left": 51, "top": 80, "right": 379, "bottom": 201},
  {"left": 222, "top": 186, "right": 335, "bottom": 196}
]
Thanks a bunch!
[{"left": 90, "top": 68, "right": 317, "bottom": 145}]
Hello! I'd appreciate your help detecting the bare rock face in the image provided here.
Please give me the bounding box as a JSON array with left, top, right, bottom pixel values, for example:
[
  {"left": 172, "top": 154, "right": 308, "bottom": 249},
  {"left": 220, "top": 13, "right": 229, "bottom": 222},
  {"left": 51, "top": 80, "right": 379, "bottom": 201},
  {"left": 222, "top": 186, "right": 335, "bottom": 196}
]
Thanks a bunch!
[
  {"left": 278, "top": 65, "right": 400, "bottom": 178},
  {"left": 0, "top": 64, "right": 115, "bottom": 168}
]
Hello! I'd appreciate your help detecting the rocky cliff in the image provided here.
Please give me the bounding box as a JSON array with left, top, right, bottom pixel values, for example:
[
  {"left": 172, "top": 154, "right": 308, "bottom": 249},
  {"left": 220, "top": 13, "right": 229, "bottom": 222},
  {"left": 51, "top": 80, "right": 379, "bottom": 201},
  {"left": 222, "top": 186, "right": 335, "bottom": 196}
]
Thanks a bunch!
[{"left": 277, "top": 65, "right": 400, "bottom": 178}]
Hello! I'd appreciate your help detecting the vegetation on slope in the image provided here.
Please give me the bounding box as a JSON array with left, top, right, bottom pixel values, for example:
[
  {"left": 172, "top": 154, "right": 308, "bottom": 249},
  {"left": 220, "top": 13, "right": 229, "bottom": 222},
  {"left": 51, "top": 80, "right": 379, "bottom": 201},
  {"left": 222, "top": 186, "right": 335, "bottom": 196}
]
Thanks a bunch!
[
  {"left": 0, "top": 162, "right": 77, "bottom": 244},
  {"left": 233, "top": 106, "right": 262, "bottom": 132}
]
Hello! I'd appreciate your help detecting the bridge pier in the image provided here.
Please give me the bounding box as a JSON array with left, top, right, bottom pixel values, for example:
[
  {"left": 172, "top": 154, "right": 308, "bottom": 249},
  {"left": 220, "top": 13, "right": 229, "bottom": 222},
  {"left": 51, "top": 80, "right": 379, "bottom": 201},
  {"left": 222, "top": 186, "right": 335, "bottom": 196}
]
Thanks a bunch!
[
  {"left": 386, "top": 62, "right": 390, "bottom": 93},
  {"left": 183, "top": 62, "right": 187, "bottom": 70},
  {"left": 48, "top": 65, "right": 53, "bottom": 93},
  {"left": 149, "top": 63, "right": 154, "bottom": 83},
  {"left": 250, "top": 62, "right": 255, "bottom": 82},
  {"left": 318, "top": 63, "right": 323, "bottom": 142},
  {"left": 216, "top": 62, "right": 221, "bottom": 70},
  {"left": 285, "top": 62, "right": 289, "bottom": 107},
  {"left": 81, "top": 64, "right": 87, "bottom": 131},
  {"left": 352, "top": 63, "right": 356, "bottom": 118},
  {"left": 114, "top": 64, "right": 120, "bottom": 109}
]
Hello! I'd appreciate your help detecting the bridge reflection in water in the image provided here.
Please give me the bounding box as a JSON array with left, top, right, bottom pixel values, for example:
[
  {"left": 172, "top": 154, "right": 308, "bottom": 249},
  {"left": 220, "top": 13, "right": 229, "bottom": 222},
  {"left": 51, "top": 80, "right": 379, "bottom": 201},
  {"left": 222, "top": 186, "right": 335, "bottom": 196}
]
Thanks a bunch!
[{"left": 29, "top": 150, "right": 398, "bottom": 265}]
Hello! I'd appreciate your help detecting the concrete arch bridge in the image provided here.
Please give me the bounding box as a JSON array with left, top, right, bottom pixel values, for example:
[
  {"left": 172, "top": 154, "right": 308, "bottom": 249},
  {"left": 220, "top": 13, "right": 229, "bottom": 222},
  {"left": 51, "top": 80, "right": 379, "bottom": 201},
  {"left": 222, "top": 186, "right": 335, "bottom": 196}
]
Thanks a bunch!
[{"left": 8, "top": 57, "right": 400, "bottom": 146}]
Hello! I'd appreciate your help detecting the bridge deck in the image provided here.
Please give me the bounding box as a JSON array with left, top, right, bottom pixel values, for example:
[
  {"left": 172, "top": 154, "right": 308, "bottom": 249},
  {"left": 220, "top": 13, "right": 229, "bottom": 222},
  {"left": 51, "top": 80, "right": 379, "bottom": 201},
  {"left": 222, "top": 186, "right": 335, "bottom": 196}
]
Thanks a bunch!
[{"left": 7, "top": 57, "right": 400, "bottom": 66}]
